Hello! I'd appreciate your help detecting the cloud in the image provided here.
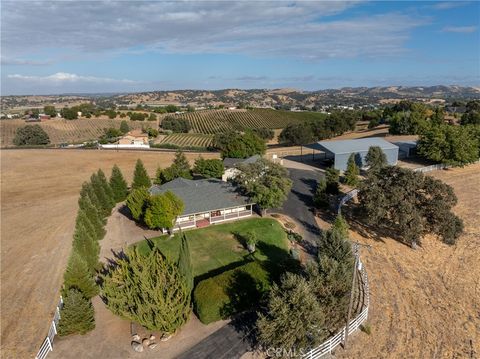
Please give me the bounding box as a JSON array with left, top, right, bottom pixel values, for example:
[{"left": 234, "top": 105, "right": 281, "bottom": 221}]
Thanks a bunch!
[
  {"left": 1, "top": 56, "right": 53, "bottom": 66},
  {"left": 1, "top": 1, "right": 426, "bottom": 61},
  {"left": 442, "top": 26, "right": 477, "bottom": 33},
  {"left": 431, "top": 1, "right": 470, "bottom": 10},
  {"left": 7, "top": 72, "right": 137, "bottom": 84}
]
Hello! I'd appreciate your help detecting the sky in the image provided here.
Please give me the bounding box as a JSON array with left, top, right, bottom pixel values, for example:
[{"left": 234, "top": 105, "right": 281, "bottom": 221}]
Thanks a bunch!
[{"left": 1, "top": 1, "right": 479, "bottom": 95}]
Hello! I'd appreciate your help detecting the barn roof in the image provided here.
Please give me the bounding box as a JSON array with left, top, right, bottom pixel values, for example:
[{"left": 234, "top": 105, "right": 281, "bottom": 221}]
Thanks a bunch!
[
  {"left": 149, "top": 178, "right": 252, "bottom": 215},
  {"left": 306, "top": 137, "right": 399, "bottom": 154}
]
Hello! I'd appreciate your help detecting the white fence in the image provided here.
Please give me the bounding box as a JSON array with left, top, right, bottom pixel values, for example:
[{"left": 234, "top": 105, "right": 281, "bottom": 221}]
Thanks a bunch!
[
  {"left": 302, "top": 260, "right": 369, "bottom": 359},
  {"left": 337, "top": 189, "right": 359, "bottom": 214},
  {"left": 35, "top": 296, "right": 63, "bottom": 359},
  {"left": 413, "top": 163, "right": 449, "bottom": 173}
]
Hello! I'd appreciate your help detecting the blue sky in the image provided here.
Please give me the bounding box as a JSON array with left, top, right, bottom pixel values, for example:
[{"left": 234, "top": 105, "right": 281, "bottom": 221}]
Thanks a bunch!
[{"left": 1, "top": 1, "right": 479, "bottom": 95}]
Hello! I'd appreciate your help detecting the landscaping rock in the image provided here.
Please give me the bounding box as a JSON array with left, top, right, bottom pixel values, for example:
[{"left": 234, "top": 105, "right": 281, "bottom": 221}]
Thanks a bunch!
[
  {"left": 148, "top": 343, "right": 158, "bottom": 349},
  {"left": 131, "top": 341, "right": 144, "bottom": 352},
  {"left": 149, "top": 335, "right": 156, "bottom": 341},
  {"left": 132, "top": 334, "right": 141, "bottom": 341},
  {"left": 160, "top": 333, "right": 173, "bottom": 342},
  {"left": 142, "top": 338, "right": 150, "bottom": 347}
]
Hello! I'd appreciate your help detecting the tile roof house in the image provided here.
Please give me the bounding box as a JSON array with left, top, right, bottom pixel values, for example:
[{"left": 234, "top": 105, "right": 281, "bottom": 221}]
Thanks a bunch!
[{"left": 149, "top": 178, "right": 254, "bottom": 232}]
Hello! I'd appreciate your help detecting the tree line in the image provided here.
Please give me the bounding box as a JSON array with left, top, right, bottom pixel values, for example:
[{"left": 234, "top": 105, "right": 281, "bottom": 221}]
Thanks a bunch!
[{"left": 58, "top": 165, "right": 129, "bottom": 335}]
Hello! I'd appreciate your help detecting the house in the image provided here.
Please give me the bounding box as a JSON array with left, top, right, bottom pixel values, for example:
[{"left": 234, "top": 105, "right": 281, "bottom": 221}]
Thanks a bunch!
[
  {"left": 222, "top": 155, "right": 261, "bottom": 181},
  {"left": 149, "top": 178, "right": 255, "bottom": 232},
  {"left": 39, "top": 114, "right": 51, "bottom": 121},
  {"left": 101, "top": 129, "right": 150, "bottom": 149},
  {"left": 305, "top": 137, "right": 399, "bottom": 172}
]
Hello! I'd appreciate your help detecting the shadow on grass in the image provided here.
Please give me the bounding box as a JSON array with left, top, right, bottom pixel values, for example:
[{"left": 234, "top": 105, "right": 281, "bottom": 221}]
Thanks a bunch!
[{"left": 194, "top": 256, "right": 253, "bottom": 286}]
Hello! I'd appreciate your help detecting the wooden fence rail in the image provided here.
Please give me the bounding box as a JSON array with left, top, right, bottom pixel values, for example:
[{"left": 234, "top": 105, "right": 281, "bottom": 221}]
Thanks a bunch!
[{"left": 35, "top": 296, "right": 63, "bottom": 359}]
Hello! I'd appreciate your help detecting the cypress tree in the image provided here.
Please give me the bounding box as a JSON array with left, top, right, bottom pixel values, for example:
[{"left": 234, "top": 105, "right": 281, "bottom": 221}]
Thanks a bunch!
[
  {"left": 72, "top": 223, "right": 99, "bottom": 272},
  {"left": 109, "top": 164, "right": 129, "bottom": 202},
  {"left": 177, "top": 235, "right": 193, "bottom": 293},
  {"left": 365, "top": 146, "right": 387, "bottom": 172},
  {"left": 97, "top": 169, "right": 115, "bottom": 209},
  {"left": 76, "top": 209, "right": 98, "bottom": 243},
  {"left": 78, "top": 194, "right": 105, "bottom": 240},
  {"left": 344, "top": 153, "right": 360, "bottom": 187},
  {"left": 58, "top": 289, "right": 95, "bottom": 336},
  {"left": 126, "top": 187, "right": 149, "bottom": 221},
  {"left": 100, "top": 246, "right": 190, "bottom": 333},
  {"left": 331, "top": 214, "right": 349, "bottom": 240},
  {"left": 79, "top": 181, "right": 103, "bottom": 218},
  {"left": 63, "top": 252, "right": 99, "bottom": 299},
  {"left": 90, "top": 173, "right": 112, "bottom": 217},
  {"left": 132, "top": 159, "right": 151, "bottom": 189}
]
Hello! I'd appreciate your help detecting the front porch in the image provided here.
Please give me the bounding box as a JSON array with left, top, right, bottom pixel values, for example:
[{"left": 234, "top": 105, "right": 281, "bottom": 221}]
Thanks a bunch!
[{"left": 172, "top": 204, "right": 254, "bottom": 232}]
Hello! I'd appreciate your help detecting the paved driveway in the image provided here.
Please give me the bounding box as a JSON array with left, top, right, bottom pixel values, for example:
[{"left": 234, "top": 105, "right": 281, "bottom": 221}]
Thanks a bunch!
[{"left": 274, "top": 161, "right": 324, "bottom": 249}]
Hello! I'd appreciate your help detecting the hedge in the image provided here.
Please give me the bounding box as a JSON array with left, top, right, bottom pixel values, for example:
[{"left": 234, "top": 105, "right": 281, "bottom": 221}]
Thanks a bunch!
[{"left": 193, "top": 261, "right": 270, "bottom": 324}]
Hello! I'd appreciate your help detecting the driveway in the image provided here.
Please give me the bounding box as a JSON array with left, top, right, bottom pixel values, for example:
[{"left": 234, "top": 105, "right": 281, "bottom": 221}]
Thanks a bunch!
[
  {"left": 274, "top": 159, "right": 324, "bottom": 249},
  {"left": 176, "top": 312, "right": 256, "bottom": 359}
]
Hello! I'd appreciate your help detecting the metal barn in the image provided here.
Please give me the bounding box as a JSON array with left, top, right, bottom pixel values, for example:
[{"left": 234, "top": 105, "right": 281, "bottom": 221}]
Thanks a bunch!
[{"left": 306, "top": 137, "right": 399, "bottom": 172}]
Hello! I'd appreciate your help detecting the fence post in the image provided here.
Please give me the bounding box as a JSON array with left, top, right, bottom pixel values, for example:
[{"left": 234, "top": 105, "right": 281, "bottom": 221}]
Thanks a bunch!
[{"left": 52, "top": 321, "right": 57, "bottom": 335}]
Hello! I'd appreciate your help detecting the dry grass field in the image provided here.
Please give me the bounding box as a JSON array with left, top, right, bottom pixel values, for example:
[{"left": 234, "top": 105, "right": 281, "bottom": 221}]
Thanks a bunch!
[
  {"left": 329, "top": 164, "right": 480, "bottom": 358},
  {"left": 0, "top": 118, "right": 149, "bottom": 147},
  {"left": 0, "top": 149, "right": 219, "bottom": 359}
]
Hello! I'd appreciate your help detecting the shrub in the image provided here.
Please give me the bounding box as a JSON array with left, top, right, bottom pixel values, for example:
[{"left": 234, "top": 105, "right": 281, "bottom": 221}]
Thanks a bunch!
[
  {"left": 193, "top": 261, "right": 269, "bottom": 324},
  {"left": 360, "top": 323, "right": 372, "bottom": 335}
]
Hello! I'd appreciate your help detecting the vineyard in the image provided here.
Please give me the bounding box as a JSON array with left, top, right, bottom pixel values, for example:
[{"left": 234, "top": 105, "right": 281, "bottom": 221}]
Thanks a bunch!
[
  {"left": 156, "top": 133, "right": 214, "bottom": 148},
  {"left": 164, "top": 108, "right": 327, "bottom": 134},
  {"left": 0, "top": 118, "right": 144, "bottom": 147}
]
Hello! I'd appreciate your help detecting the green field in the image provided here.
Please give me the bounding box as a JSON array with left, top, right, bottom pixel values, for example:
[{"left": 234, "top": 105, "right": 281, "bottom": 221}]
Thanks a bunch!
[{"left": 157, "top": 133, "right": 214, "bottom": 149}]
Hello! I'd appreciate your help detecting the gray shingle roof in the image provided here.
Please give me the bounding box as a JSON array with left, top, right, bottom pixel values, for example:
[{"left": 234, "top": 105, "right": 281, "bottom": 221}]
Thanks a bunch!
[
  {"left": 306, "top": 137, "right": 399, "bottom": 154},
  {"left": 149, "top": 178, "right": 252, "bottom": 215},
  {"left": 223, "top": 155, "right": 261, "bottom": 168}
]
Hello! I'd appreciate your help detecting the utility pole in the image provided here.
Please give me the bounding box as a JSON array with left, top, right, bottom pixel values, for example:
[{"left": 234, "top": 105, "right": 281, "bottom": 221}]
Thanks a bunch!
[{"left": 344, "top": 241, "right": 371, "bottom": 349}]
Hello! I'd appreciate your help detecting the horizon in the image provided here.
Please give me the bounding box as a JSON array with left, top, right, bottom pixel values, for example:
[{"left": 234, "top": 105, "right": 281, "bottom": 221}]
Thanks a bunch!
[
  {"left": 1, "top": 1, "right": 479, "bottom": 95},
  {"left": 2, "top": 83, "right": 480, "bottom": 98}
]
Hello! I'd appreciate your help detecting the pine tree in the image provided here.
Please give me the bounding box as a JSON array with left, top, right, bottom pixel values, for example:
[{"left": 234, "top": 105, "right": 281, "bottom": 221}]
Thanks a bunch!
[
  {"left": 78, "top": 194, "right": 105, "bottom": 240},
  {"left": 169, "top": 151, "right": 192, "bottom": 179},
  {"left": 90, "top": 173, "right": 112, "bottom": 217},
  {"left": 344, "top": 153, "right": 359, "bottom": 187},
  {"left": 365, "top": 146, "right": 387, "bottom": 172},
  {"left": 72, "top": 222, "right": 99, "bottom": 272},
  {"left": 100, "top": 246, "right": 190, "bottom": 333},
  {"left": 58, "top": 289, "right": 95, "bottom": 336},
  {"left": 331, "top": 214, "right": 349, "bottom": 240},
  {"left": 325, "top": 167, "right": 340, "bottom": 195},
  {"left": 177, "top": 235, "right": 193, "bottom": 293},
  {"left": 126, "top": 187, "right": 149, "bottom": 221},
  {"left": 109, "top": 164, "right": 129, "bottom": 202},
  {"left": 257, "top": 273, "right": 325, "bottom": 352},
  {"left": 132, "top": 159, "right": 151, "bottom": 189},
  {"left": 313, "top": 178, "right": 329, "bottom": 209},
  {"left": 63, "top": 252, "right": 98, "bottom": 299},
  {"left": 97, "top": 169, "right": 115, "bottom": 208}
]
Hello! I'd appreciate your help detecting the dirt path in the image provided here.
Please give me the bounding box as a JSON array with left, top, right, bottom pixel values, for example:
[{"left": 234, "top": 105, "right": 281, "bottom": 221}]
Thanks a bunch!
[
  {"left": 0, "top": 149, "right": 218, "bottom": 359},
  {"left": 333, "top": 164, "right": 480, "bottom": 358}
]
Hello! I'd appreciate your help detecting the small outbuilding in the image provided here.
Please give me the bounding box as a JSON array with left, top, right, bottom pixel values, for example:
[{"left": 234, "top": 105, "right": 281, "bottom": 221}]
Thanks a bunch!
[{"left": 306, "top": 137, "right": 399, "bottom": 172}]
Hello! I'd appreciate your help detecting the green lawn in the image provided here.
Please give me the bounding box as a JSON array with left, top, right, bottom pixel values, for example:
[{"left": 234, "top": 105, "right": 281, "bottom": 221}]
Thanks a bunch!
[
  {"left": 136, "top": 217, "right": 289, "bottom": 278},
  {"left": 135, "top": 217, "right": 295, "bottom": 324}
]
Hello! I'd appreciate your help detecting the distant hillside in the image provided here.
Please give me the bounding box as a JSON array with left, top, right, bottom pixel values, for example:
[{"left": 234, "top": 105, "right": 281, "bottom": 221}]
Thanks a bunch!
[{"left": 2, "top": 85, "right": 479, "bottom": 111}]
